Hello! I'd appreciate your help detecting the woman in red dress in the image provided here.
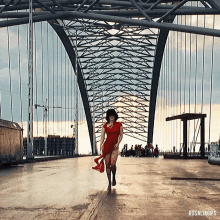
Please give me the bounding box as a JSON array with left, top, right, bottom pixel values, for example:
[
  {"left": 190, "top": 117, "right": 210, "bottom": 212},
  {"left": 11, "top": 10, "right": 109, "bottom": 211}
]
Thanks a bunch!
[{"left": 92, "top": 109, "right": 123, "bottom": 192}]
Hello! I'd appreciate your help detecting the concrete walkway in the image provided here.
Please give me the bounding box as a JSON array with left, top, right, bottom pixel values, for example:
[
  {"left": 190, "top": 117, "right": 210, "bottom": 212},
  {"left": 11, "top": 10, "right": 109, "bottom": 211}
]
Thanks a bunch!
[
  {"left": 95, "top": 157, "right": 220, "bottom": 220},
  {"left": 0, "top": 156, "right": 219, "bottom": 219}
]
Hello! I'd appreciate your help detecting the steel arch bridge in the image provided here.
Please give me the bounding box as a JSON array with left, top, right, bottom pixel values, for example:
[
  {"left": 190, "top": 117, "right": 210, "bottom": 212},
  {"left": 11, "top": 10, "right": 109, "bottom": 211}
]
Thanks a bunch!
[{"left": 1, "top": 0, "right": 220, "bottom": 155}]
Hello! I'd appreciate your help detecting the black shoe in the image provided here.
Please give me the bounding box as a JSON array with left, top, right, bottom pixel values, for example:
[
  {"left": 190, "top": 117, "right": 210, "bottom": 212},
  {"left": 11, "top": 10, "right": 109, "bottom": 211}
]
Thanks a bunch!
[
  {"left": 112, "top": 179, "right": 116, "bottom": 186},
  {"left": 107, "top": 184, "right": 111, "bottom": 192}
]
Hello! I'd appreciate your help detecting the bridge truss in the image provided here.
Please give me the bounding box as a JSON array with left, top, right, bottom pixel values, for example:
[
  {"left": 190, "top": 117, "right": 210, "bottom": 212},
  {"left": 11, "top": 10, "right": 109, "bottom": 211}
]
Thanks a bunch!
[{"left": 0, "top": 0, "right": 220, "bottom": 154}]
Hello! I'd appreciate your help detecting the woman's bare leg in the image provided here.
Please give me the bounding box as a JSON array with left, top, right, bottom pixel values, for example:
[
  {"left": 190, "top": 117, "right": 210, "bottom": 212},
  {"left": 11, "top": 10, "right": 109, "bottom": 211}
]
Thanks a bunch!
[
  {"left": 110, "top": 148, "right": 119, "bottom": 186},
  {"left": 104, "top": 153, "right": 110, "bottom": 166},
  {"left": 110, "top": 148, "right": 119, "bottom": 166},
  {"left": 104, "top": 153, "right": 112, "bottom": 191}
]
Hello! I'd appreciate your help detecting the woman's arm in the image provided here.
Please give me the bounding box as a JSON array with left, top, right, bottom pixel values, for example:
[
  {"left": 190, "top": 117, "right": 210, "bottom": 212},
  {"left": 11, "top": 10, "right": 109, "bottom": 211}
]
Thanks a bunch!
[
  {"left": 116, "top": 125, "right": 123, "bottom": 148},
  {"left": 100, "top": 127, "right": 105, "bottom": 151}
]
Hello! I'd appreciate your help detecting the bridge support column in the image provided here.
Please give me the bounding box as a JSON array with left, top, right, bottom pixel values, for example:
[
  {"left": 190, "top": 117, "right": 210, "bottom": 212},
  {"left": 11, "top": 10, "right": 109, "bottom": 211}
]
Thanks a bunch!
[
  {"left": 183, "top": 119, "right": 187, "bottom": 159},
  {"left": 201, "top": 117, "right": 205, "bottom": 158}
]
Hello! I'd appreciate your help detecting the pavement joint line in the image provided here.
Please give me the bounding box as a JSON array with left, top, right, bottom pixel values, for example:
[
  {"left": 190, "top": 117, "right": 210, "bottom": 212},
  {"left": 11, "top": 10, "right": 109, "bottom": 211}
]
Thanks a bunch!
[
  {"left": 171, "top": 177, "right": 220, "bottom": 181},
  {"left": 80, "top": 189, "right": 108, "bottom": 220}
]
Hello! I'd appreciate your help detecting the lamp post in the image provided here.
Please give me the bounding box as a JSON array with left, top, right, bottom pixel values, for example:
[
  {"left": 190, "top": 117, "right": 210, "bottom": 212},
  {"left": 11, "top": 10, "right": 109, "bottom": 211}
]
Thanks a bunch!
[
  {"left": 27, "top": 0, "right": 34, "bottom": 160},
  {"left": 74, "top": 29, "right": 79, "bottom": 155},
  {"left": 70, "top": 124, "right": 76, "bottom": 155}
]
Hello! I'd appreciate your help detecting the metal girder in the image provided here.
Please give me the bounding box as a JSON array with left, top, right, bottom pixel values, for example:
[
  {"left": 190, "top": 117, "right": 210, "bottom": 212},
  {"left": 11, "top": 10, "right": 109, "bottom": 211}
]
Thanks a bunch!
[
  {"left": 1, "top": 10, "right": 220, "bottom": 36},
  {"left": 0, "top": 1, "right": 219, "bottom": 36},
  {"left": 208, "top": 0, "right": 220, "bottom": 11},
  {"left": 0, "top": 0, "right": 214, "bottom": 12},
  {"left": 147, "top": 16, "right": 175, "bottom": 147},
  {"left": 48, "top": 20, "right": 96, "bottom": 155},
  {"left": 1, "top": 8, "right": 220, "bottom": 19}
]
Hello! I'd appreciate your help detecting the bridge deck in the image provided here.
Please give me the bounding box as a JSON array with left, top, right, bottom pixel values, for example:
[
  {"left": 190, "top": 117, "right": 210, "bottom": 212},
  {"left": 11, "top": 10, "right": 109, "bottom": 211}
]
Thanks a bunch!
[{"left": 0, "top": 156, "right": 219, "bottom": 219}]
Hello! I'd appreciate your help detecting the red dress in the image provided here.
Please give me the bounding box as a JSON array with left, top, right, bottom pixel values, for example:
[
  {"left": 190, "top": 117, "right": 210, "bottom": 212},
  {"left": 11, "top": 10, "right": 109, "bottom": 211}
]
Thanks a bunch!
[{"left": 92, "top": 121, "right": 122, "bottom": 172}]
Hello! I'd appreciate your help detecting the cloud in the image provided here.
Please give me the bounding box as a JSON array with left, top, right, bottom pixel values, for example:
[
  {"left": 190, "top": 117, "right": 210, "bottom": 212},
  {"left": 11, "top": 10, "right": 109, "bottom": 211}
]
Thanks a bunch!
[
  {"left": 0, "top": 67, "right": 20, "bottom": 80},
  {"left": 0, "top": 27, "right": 19, "bottom": 49},
  {"left": 0, "top": 57, "right": 28, "bottom": 83}
]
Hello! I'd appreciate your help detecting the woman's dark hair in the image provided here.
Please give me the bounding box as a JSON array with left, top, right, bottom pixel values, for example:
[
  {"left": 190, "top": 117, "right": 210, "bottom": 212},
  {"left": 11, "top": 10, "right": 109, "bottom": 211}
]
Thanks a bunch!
[{"left": 106, "top": 109, "right": 118, "bottom": 123}]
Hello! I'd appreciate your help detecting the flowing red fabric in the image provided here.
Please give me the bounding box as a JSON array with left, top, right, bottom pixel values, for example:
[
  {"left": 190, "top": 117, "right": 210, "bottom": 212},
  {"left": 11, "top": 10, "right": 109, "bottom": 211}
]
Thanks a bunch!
[
  {"left": 92, "top": 121, "right": 122, "bottom": 173},
  {"left": 92, "top": 159, "right": 105, "bottom": 173}
]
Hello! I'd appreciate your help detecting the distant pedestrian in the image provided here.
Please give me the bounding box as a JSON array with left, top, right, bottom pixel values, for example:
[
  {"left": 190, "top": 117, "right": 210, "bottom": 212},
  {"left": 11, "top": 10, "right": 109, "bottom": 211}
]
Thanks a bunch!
[
  {"left": 153, "top": 147, "right": 155, "bottom": 157},
  {"left": 135, "top": 144, "right": 138, "bottom": 157},
  {"left": 138, "top": 145, "right": 141, "bottom": 157},
  {"left": 155, "top": 145, "right": 159, "bottom": 157}
]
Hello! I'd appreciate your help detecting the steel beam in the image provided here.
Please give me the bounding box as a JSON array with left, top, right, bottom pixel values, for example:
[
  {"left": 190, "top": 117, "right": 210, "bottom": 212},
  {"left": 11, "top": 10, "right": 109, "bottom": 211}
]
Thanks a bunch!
[
  {"left": 0, "top": 0, "right": 198, "bottom": 11},
  {"left": 48, "top": 20, "right": 96, "bottom": 155},
  {"left": 96, "top": 8, "right": 220, "bottom": 16},
  {"left": 208, "top": 0, "right": 220, "bottom": 11},
  {"left": 147, "top": 16, "right": 174, "bottom": 147},
  {"left": 183, "top": 119, "right": 187, "bottom": 158},
  {"left": 0, "top": 11, "right": 220, "bottom": 37},
  {"left": 1, "top": 8, "right": 220, "bottom": 18},
  {"left": 157, "top": 0, "right": 188, "bottom": 22},
  {"left": 200, "top": 117, "right": 205, "bottom": 158}
]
